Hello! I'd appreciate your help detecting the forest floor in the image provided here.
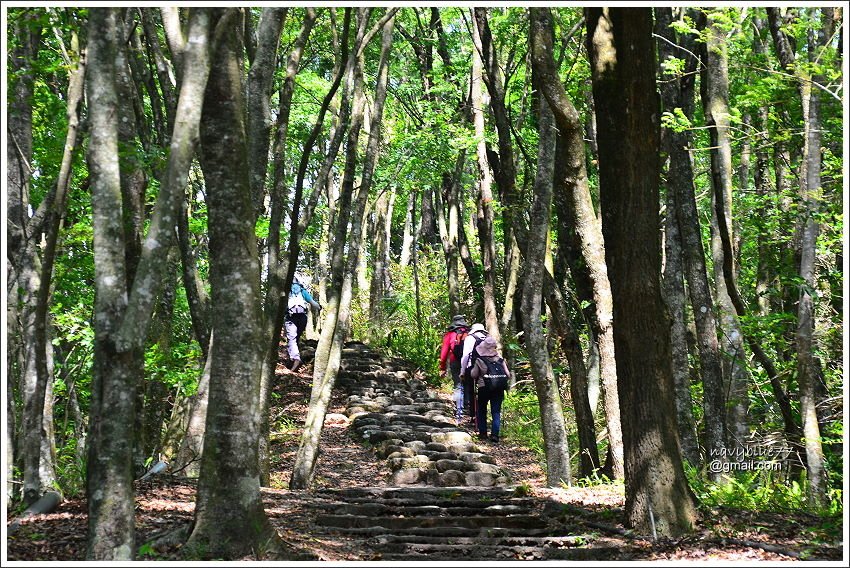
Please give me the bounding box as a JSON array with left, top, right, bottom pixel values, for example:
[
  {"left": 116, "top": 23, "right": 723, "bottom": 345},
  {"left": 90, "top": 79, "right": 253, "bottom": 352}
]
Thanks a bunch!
[{"left": 4, "top": 344, "right": 845, "bottom": 563}]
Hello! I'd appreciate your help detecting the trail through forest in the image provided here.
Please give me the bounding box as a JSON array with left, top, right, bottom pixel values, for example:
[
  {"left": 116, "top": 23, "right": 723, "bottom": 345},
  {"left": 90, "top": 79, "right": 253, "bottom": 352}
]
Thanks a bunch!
[{"left": 6, "top": 342, "right": 841, "bottom": 562}]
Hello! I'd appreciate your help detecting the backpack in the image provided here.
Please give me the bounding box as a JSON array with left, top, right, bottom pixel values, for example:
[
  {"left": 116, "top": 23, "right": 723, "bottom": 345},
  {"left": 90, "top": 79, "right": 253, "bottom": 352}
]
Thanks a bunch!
[
  {"left": 466, "top": 330, "right": 489, "bottom": 370},
  {"left": 450, "top": 327, "right": 469, "bottom": 362},
  {"left": 480, "top": 356, "right": 509, "bottom": 391},
  {"left": 288, "top": 282, "right": 308, "bottom": 314}
]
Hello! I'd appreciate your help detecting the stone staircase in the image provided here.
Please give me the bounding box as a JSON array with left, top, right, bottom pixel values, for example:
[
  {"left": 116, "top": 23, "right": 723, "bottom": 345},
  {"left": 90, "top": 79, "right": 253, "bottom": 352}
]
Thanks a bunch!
[
  {"left": 288, "top": 342, "right": 625, "bottom": 561},
  {"left": 335, "top": 342, "right": 508, "bottom": 487},
  {"left": 301, "top": 486, "right": 621, "bottom": 561}
]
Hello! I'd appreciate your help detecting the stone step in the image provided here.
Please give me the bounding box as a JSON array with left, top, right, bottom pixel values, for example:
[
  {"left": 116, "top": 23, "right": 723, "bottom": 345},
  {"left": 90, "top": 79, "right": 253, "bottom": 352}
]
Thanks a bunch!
[
  {"left": 366, "top": 534, "right": 593, "bottom": 547},
  {"left": 310, "top": 496, "right": 538, "bottom": 510},
  {"left": 375, "top": 545, "right": 624, "bottom": 561},
  {"left": 326, "top": 503, "right": 536, "bottom": 517},
  {"left": 311, "top": 524, "right": 557, "bottom": 538},
  {"left": 315, "top": 513, "right": 550, "bottom": 531},
  {"left": 316, "top": 486, "right": 520, "bottom": 500}
]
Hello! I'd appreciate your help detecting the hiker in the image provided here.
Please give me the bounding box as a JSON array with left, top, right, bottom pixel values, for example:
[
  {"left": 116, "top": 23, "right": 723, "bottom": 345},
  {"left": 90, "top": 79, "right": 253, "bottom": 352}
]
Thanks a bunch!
[
  {"left": 469, "top": 336, "right": 510, "bottom": 443},
  {"left": 459, "top": 323, "right": 490, "bottom": 424},
  {"left": 439, "top": 314, "right": 470, "bottom": 423},
  {"left": 285, "top": 273, "right": 322, "bottom": 372}
]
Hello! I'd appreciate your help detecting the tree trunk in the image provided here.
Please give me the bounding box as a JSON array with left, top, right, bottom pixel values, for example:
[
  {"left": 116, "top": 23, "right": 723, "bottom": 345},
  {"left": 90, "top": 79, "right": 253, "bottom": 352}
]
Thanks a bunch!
[
  {"left": 176, "top": 190, "right": 210, "bottom": 359},
  {"left": 587, "top": 6, "right": 698, "bottom": 537},
  {"left": 399, "top": 191, "right": 415, "bottom": 267},
  {"left": 85, "top": 9, "right": 137, "bottom": 558},
  {"left": 655, "top": 6, "right": 709, "bottom": 468},
  {"left": 470, "top": 20, "right": 502, "bottom": 344},
  {"left": 543, "top": 270, "right": 600, "bottom": 477},
  {"left": 185, "top": 8, "right": 280, "bottom": 557},
  {"left": 795, "top": 8, "right": 834, "bottom": 508},
  {"left": 369, "top": 187, "right": 396, "bottom": 327},
  {"left": 173, "top": 334, "right": 213, "bottom": 477},
  {"left": 699, "top": 12, "right": 751, "bottom": 456},
  {"left": 291, "top": 10, "right": 394, "bottom": 490},
  {"left": 257, "top": 6, "right": 318, "bottom": 486},
  {"left": 246, "top": 7, "right": 286, "bottom": 217},
  {"left": 531, "top": 7, "right": 623, "bottom": 480},
  {"left": 85, "top": 6, "right": 213, "bottom": 558},
  {"left": 520, "top": 73, "right": 571, "bottom": 487},
  {"left": 434, "top": 154, "right": 464, "bottom": 315}
]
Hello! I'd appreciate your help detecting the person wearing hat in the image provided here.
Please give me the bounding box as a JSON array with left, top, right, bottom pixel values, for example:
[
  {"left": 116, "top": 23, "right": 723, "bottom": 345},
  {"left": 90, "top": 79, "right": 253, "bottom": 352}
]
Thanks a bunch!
[
  {"left": 439, "top": 314, "right": 469, "bottom": 423},
  {"left": 469, "top": 336, "right": 510, "bottom": 443},
  {"left": 284, "top": 273, "right": 322, "bottom": 372},
  {"left": 459, "top": 322, "right": 489, "bottom": 424}
]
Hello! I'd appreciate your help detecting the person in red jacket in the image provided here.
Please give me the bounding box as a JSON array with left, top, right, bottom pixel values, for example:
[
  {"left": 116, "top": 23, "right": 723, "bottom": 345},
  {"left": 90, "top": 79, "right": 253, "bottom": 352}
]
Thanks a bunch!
[{"left": 439, "top": 314, "right": 469, "bottom": 424}]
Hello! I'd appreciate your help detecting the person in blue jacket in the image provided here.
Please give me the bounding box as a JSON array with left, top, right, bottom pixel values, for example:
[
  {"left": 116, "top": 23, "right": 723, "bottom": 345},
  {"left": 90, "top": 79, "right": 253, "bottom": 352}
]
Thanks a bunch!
[{"left": 285, "top": 274, "right": 321, "bottom": 371}]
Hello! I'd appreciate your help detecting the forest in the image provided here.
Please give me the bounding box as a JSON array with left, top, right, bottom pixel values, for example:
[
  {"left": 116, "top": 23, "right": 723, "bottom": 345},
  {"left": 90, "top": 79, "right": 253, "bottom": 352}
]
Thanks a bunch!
[{"left": 4, "top": 4, "right": 846, "bottom": 563}]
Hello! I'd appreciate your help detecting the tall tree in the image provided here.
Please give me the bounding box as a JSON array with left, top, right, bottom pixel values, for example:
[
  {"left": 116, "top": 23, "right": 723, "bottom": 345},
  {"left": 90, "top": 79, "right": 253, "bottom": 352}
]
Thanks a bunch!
[
  {"left": 291, "top": 9, "right": 395, "bottom": 489},
  {"left": 654, "top": 6, "right": 720, "bottom": 469},
  {"left": 522, "top": 40, "right": 571, "bottom": 486},
  {"left": 698, "top": 9, "right": 751, "bottom": 457},
  {"left": 85, "top": 6, "right": 213, "bottom": 558},
  {"left": 530, "top": 6, "right": 625, "bottom": 480},
  {"left": 184, "top": 8, "right": 281, "bottom": 557},
  {"left": 470, "top": 17, "right": 502, "bottom": 342},
  {"left": 789, "top": 7, "right": 836, "bottom": 508},
  {"left": 586, "top": 6, "right": 698, "bottom": 537}
]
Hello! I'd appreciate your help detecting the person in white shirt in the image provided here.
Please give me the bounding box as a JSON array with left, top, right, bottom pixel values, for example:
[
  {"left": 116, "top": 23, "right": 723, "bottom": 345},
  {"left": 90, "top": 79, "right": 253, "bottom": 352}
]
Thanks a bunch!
[{"left": 459, "top": 323, "right": 489, "bottom": 423}]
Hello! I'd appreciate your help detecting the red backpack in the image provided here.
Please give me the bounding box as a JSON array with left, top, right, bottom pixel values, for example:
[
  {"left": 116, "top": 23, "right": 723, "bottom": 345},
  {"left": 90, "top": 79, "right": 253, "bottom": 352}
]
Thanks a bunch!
[{"left": 450, "top": 327, "right": 469, "bottom": 362}]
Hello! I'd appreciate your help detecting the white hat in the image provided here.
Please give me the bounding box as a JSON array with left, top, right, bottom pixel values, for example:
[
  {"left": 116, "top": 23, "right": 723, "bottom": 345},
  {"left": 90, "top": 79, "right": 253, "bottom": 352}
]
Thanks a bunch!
[{"left": 470, "top": 323, "right": 486, "bottom": 334}]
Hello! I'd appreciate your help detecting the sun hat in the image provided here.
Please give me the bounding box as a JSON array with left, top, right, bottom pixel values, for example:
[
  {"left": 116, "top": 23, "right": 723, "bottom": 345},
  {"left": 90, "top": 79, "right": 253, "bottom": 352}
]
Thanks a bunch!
[
  {"left": 447, "top": 314, "right": 468, "bottom": 330},
  {"left": 470, "top": 323, "right": 486, "bottom": 334},
  {"left": 476, "top": 336, "right": 499, "bottom": 358}
]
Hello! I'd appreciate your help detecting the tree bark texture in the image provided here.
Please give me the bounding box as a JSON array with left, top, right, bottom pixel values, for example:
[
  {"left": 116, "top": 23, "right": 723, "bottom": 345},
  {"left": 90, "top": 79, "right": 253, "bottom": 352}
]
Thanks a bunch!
[
  {"left": 257, "top": 6, "right": 317, "bottom": 486},
  {"left": 28, "top": 47, "right": 86, "bottom": 502},
  {"left": 654, "top": 6, "right": 709, "bottom": 468},
  {"left": 246, "top": 7, "right": 286, "bottom": 217},
  {"left": 292, "top": 9, "right": 392, "bottom": 490},
  {"left": 521, "top": 89, "right": 571, "bottom": 487},
  {"left": 587, "top": 6, "right": 698, "bottom": 537},
  {"left": 699, "top": 12, "right": 750, "bottom": 456},
  {"left": 85, "top": 8, "right": 137, "bottom": 558},
  {"left": 186, "top": 8, "right": 279, "bottom": 557},
  {"left": 470, "top": 19, "right": 502, "bottom": 344},
  {"left": 795, "top": 8, "right": 834, "bottom": 508},
  {"left": 531, "top": 6, "right": 624, "bottom": 480}
]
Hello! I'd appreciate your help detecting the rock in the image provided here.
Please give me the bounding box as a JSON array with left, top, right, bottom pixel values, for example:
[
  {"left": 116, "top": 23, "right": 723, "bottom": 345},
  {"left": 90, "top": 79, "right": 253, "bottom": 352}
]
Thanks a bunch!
[
  {"left": 430, "top": 431, "right": 472, "bottom": 446},
  {"left": 376, "top": 444, "right": 406, "bottom": 459},
  {"left": 386, "top": 448, "right": 417, "bottom": 459},
  {"left": 404, "top": 440, "right": 427, "bottom": 452},
  {"left": 434, "top": 459, "right": 468, "bottom": 473},
  {"left": 392, "top": 468, "right": 424, "bottom": 485},
  {"left": 459, "top": 452, "right": 495, "bottom": 465},
  {"left": 324, "top": 413, "right": 349, "bottom": 425},
  {"left": 436, "top": 470, "right": 467, "bottom": 487},
  {"left": 465, "top": 471, "right": 498, "bottom": 487},
  {"left": 467, "top": 462, "right": 501, "bottom": 475},
  {"left": 429, "top": 452, "right": 457, "bottom": 462},
  {"left": 387, "top": 455, "right": 430, "bottom": 471},
  {"left": 425, "top": 442, "right": 448, "bottom": 452},
  {"left": 366, "top": 430, "right": 400, "bottom": 443},
  {"left": 447, "top": 443, "right": 482, "bottom": 455}
]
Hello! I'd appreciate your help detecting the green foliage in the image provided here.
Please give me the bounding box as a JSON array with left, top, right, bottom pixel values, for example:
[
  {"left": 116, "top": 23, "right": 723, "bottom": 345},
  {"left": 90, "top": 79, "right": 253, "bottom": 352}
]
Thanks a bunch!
[
  {"left": 54, "top": 438, "right": 86, "bottom": 498},
  {"left": 661, "top": 108, "right": 693, "bottom": 133},
  {"left": 500, "top": 386, "right": 545, "bottom": 460},
  {"left": 686, "top": 463, "right": 844, "bottom": 517},
  {"left": 353, "top": 248, "right": 453, "bottom": 382}
]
